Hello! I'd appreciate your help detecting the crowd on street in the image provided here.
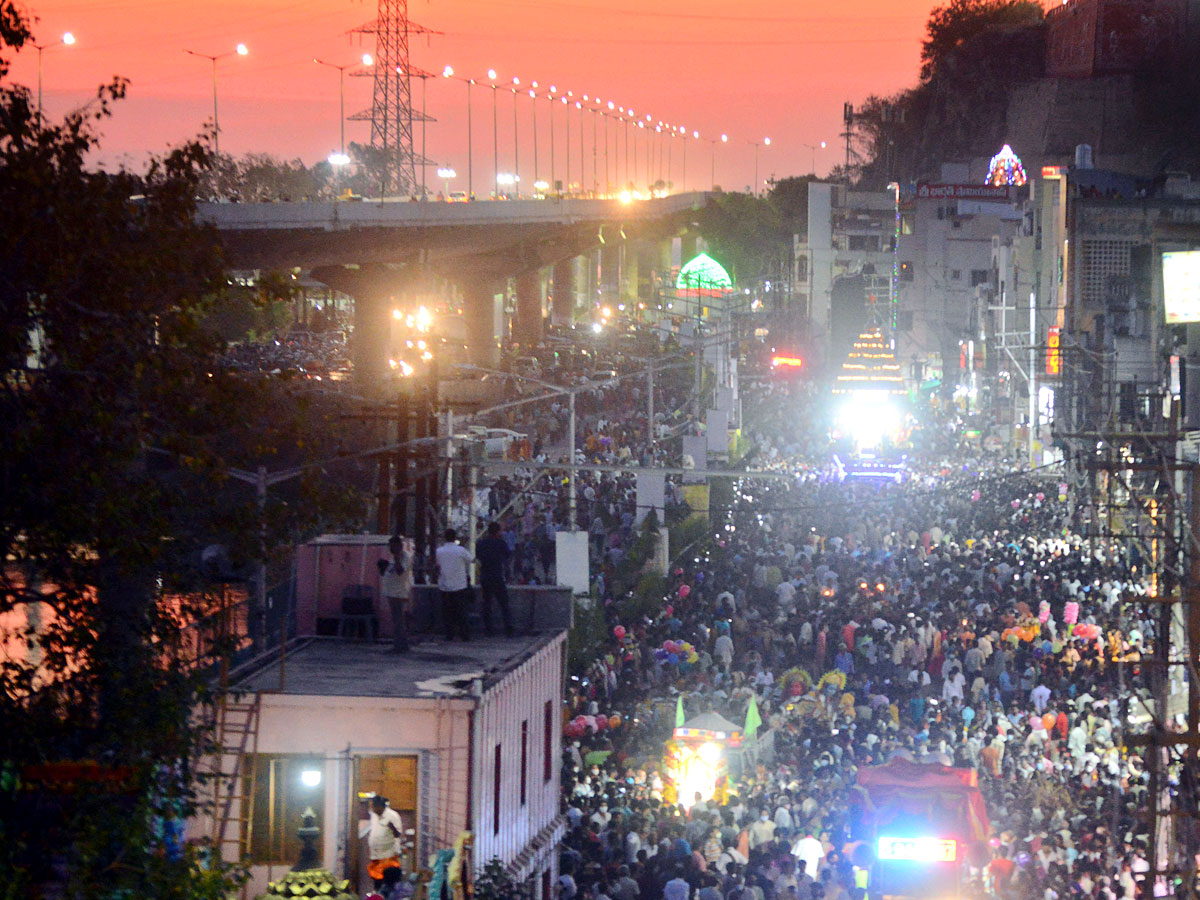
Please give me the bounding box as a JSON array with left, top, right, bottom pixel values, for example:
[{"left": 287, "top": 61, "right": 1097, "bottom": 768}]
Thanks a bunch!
[{"left": 546, "top": 378, "right": 1171, "bottom": 900}]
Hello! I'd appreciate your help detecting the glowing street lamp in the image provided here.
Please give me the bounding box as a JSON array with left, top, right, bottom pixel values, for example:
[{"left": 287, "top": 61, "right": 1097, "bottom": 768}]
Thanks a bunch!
[
  {"left": 801, "top": 140, "right": 828, "bottom": 175},
  {"left": 314, "top": 53, "right": 372, "bottom": 158},
  {"left": 34, "top": 30, "right": 75, "bottom": 117},
  {"left": 443, "top": 65, "right": 473, "bottom": 199},
  {"left": 184, "top": 42, "right": 248, "bottom": 158},
  {"left": 487, "top": 68, "right": 499, "bottom": 199},
  {"left": 748, "top": 136, "right": 771, "bottom": 196},
  {"left": 703, "top": 132, "right": 727, "bottom": 192}
]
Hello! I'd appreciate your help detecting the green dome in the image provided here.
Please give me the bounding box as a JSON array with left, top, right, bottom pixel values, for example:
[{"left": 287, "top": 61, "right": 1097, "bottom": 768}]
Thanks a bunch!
[{"left": 676, "top": 253, "right": 733, "bottom": 296}]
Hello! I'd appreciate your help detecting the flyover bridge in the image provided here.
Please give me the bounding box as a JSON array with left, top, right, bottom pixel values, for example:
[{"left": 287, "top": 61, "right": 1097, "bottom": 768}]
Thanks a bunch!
[{"left": 200, "top": 193, "right": 711, "bottom": 382}]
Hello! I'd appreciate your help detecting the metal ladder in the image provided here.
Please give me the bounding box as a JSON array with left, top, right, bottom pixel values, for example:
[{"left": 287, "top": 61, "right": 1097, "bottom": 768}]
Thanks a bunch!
[{"left": 209, "top": 692, "right": 261, "bottom": 865}]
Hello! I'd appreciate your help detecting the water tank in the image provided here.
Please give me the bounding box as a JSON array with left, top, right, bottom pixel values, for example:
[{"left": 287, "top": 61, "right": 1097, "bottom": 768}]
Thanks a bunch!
[{"left": 1075, "top": 144, "right": 1094, "bottom": 169}]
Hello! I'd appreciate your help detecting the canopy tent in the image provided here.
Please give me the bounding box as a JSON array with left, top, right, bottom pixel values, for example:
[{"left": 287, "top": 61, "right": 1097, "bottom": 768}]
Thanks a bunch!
[{"left": 673, "top": 711, "right": 744, "bottom": 746}]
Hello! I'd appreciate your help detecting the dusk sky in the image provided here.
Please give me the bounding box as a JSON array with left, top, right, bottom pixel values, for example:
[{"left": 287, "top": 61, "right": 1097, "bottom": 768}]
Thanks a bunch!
[{"left": 11, "top": 0, "right": 943, "bottom": 189}]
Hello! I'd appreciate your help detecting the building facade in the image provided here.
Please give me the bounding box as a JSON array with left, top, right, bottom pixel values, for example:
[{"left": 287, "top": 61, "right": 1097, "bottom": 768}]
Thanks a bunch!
[{"left": 191, "top": 629, "right": 567, "bottom": 899}]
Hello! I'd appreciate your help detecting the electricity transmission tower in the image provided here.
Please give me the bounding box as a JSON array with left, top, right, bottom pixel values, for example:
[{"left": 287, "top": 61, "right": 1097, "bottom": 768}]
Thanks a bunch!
[{"left": 351, "top": 0, "right": 437, "bottom": 196}]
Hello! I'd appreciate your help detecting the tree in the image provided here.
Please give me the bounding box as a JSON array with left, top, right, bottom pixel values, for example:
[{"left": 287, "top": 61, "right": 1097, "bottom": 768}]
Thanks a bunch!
[
  {"left": 920, "top": 0, "right": 1044, "bottom": 82},
  {"left": 846, "top": 0, "right": 1044, "bottom": 187},
  {"left": 197, "top": 152, "right": 334, "bottom": 202},
  {"left": 0, "top": 3, "right": 356, "bottom": 895},
  {"left": 693, "top": 193, "right": 786, "bottom": 287}
]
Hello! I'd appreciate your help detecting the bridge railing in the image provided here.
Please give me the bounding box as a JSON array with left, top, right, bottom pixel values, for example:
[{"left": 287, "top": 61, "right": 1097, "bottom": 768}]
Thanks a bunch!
[{"left": 199, "top": 192, "right": 710, "bottom": 231}]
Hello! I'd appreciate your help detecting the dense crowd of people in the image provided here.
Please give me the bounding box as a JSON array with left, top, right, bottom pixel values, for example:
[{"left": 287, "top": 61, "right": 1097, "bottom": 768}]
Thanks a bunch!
[{"left": 549, "top": 379, "right": 1174, "bottom": 900}]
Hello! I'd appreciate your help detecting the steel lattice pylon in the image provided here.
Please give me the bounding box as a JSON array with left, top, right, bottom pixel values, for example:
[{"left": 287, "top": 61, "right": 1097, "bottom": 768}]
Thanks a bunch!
[{"left": 351, "top": 0, "right": 433, "bottom": 196}]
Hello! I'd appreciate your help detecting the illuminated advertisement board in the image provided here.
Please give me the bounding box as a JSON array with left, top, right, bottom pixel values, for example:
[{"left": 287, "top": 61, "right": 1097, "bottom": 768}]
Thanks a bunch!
[
  {"left": 1046, "top": 326, "right": 1061, "bottom": 375},
  {"left": 877, "top": 836, "right": 958, "bottom": 863},
  {"left": 1163, "top": 251, "right": 1200, "bottom": 325}
]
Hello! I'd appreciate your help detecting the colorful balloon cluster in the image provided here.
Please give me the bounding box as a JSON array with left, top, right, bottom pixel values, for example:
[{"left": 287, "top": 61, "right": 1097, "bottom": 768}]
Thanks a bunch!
[
  {"left": 653, "top": 639, "right": 699, "bottom": 666},
  {"left": 563, "top": 713, "right": 622, "bottom": 739}
]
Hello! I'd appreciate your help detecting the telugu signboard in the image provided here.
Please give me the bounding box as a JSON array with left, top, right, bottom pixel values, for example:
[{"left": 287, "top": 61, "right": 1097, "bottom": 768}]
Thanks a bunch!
[{"left": 915, "top": 183, "right": 1012, "bottom": 201}]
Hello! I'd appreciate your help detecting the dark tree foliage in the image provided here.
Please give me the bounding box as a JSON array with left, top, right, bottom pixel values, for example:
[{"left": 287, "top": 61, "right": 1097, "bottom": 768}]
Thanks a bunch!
[
  {"left": 920, "top": 0, "right": 1045, "bottom": 82},
  {"left": 0, "top": 3, "right": 364, "bottom": 895},
  {"left": 850, "top": 0, "right": 1045, "bottom": 187},
  {"left": 692, "top": 177, "right": 817, "bottom": 294}
]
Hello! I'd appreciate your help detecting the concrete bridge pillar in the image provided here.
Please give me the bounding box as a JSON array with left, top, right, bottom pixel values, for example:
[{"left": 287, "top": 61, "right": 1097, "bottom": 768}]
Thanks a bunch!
[
  {"left": 619, "top": 243, "right": 639, "bottom": 305},
  {"left": 461, "top": 276, "right": 502, "bottom": 367},
  {"left": 551, "top": 260, "right": 575, "bottom": 327},
  {"left": 352, "top": 286, "right": 394, "bottom": 393},
  {"left": 600, "top": 243, "right": 620, "bottom": 302},
  {"left": 514, "top": 270, "right": 545, "bottom": 347},
  {"left": 577, "top": 254, "right": 594, "bottom": 316}
]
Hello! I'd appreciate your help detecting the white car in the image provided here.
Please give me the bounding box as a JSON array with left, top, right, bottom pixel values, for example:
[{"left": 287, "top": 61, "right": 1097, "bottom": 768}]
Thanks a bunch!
[{"left": 454, "top": 426, "right": 527, "bottom": 458}]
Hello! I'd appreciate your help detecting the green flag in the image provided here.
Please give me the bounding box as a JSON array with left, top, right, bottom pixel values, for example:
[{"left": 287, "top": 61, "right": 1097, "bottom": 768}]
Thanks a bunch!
[
  {"left": 744, "top": 695, "right": 762, "bottom": 739},
  {"left": 675, "top": 695, "right": 685, "bottom": 728}
]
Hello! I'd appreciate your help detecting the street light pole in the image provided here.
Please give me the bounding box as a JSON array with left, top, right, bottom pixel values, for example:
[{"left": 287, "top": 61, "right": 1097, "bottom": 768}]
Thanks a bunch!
[
  {"left": 511, "top": 77, "right": 520, "bottom": 195},
  {"left": 801, "top": 140, "right": 828, "bottom": 175},
  {"left": 185, "top": 42, "right": 247, "bottom": 159},
  {"left": 548, "top": 86, "right": 556, "bottom": 193},
  {"left": 488, "top": 69, "right": 498, "bottom": 199},
  {"left": 529, "top": 86, "right": 539, "bottom": 189},
  {"left": 749, "top": 136, "right": 771, "bottom": 196},
  {"left": 564, "top": 94, "right": 572, "bottom": 195},
  {"left": 35, "top": 31, "right": 75, "bottom": 118}
]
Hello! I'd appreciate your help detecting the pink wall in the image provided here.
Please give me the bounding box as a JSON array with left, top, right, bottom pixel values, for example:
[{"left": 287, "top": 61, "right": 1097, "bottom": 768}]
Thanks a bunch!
[{"left": 296, "top": 536, "right": 395, "bottom": 637}]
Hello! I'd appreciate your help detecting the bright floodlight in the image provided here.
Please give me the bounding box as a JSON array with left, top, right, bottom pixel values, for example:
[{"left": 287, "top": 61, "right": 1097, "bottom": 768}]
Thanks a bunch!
[
  {"left": 437, "top": 166, "right": 456, "bottom": 179},
  {"left": 62, "top": 32, "right": 76, "bottom": 45},
  {"left": 534, "top": 180, "right": 549, "bottom": 190},
  {"left": 487, "top": 68, "right": 497, "bottom": 80},
  {"left": 820, "top": 140, "right": 827, "bottom": 149},
  {"left": 300, "top": 768, "right": 322, "bottom": 788},
  {"left": 720, "top": 133, "right": 728, "bottom": 142},
  {"left": 591, "top": 322, "right": 603, "bottom": 333},
  {"left": 328, "top": 152, "right": 350, "bottom": 166},
  {"left": 362, "top": 53, "right": 373, "bottom": 65},
  {"left": 442, "top": 64, "right": 453, "bottom": 77},
  {"left": 764, "top": 136, "right": 771, "bottom": 145},
  {"left": 838, "top": 391, "right": 900, "bottom": 450}
]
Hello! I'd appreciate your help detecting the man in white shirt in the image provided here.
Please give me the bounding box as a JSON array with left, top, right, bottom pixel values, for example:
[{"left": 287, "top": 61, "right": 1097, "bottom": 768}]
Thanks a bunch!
[
  {"left": 364, "top": 795, "right": 404, "bottom": 888},
  {"left": 436, "top": 528, "right": 474, "bottom": 641},
  {"left": 793, "top": 831, "right": 825, "bottom": 879}
]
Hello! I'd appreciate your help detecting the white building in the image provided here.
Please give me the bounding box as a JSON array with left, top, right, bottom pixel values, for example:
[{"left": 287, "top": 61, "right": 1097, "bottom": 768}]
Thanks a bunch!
[{"left": 192, "top": 630, "right": 567, "bottom": 899}]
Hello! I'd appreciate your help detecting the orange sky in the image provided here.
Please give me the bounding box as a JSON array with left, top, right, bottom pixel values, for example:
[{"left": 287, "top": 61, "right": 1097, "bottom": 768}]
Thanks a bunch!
[{"left": 10, "top": 0, "right": 940, "bottom": 189}]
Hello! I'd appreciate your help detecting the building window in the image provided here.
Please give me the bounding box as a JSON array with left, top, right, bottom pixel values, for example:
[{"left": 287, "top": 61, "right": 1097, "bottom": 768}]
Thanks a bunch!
[
  {"left": 543, "top": 700, "right": 553, "bottom": 783},
  {"left": 970, "top": 269, "right": 990, "bottom": 287},
  {"left": 848, "top": 234, "right": 880, "bottom": 252},
  {"left": 493, "top": 744, "right": 502, "bottom": 835},
  {"left": 520, "top": 720, "right": 529, "bottom": 807},
  {"left": 899, "top": 261, "right": 914, "bottom": 283},
  {"left": 246, "top": 755, "right": 326, "bottom": 865},
  {"left": 951, "top": 270, "right": 962, "bottom": 281}
]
